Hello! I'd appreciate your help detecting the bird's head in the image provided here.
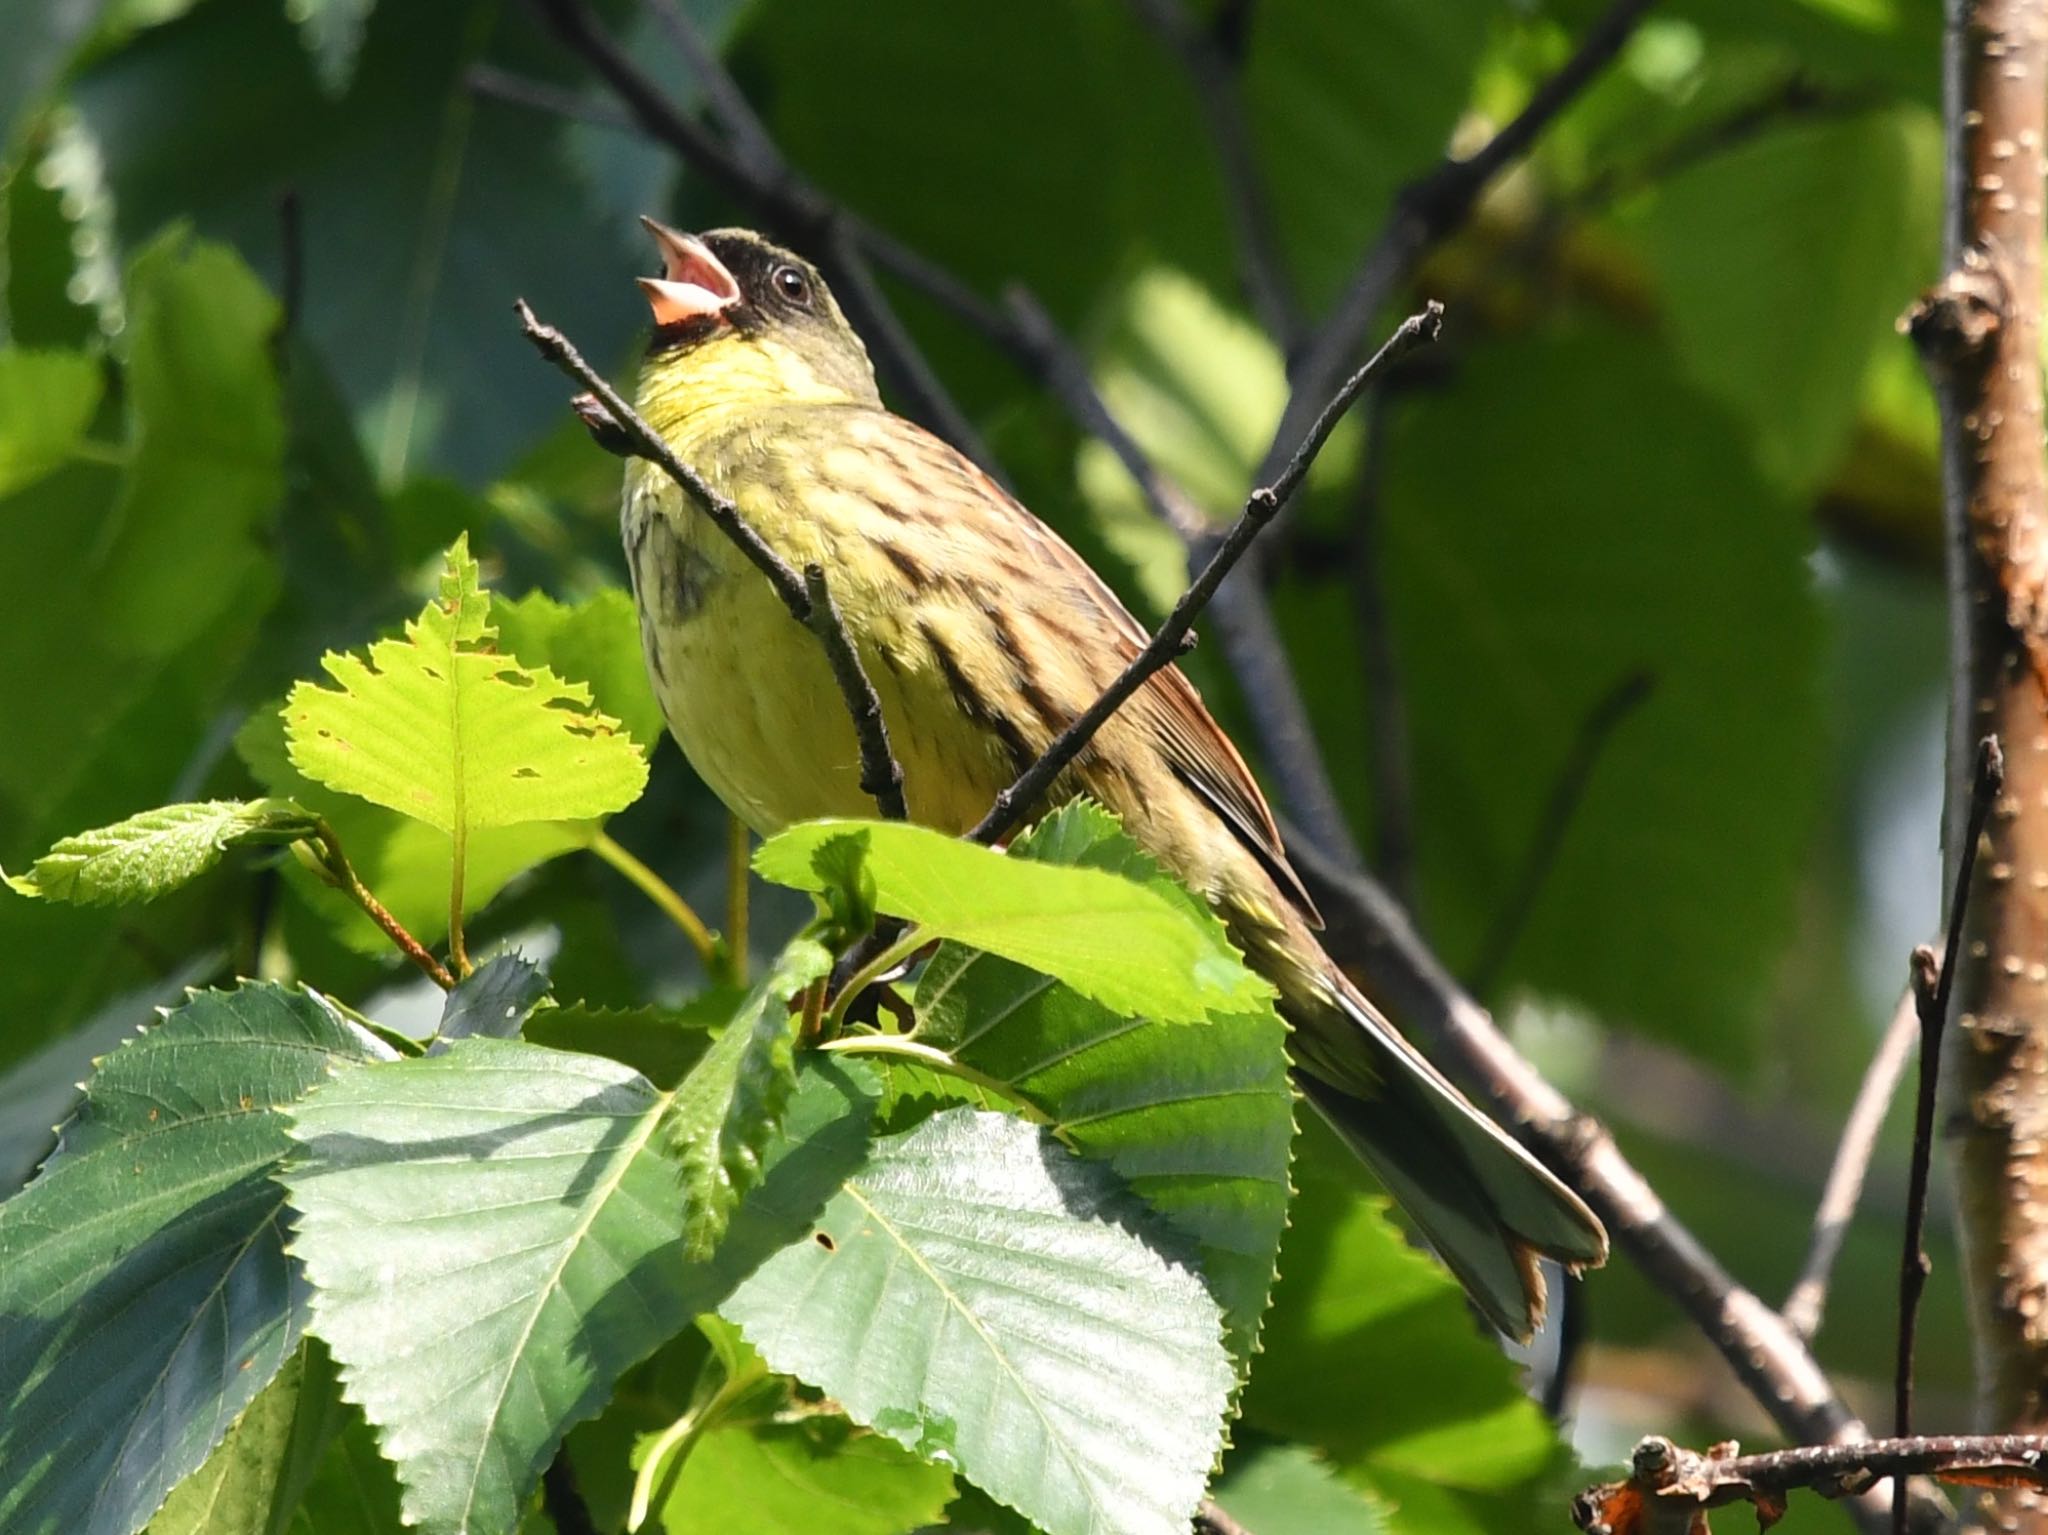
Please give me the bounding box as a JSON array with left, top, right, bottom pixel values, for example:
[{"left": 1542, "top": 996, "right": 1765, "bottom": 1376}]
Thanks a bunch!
[{"left": 635, "top": 220, "right": 879, "bottom": 415}]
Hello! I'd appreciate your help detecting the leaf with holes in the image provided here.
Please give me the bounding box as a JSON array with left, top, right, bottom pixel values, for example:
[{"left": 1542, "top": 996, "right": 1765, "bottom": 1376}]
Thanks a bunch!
[
  {"left": 0, "top": 982, "right": 389, "bottom": 1535},
  {"left": 284, "top": 535, "right": 647, "bottom": 835},
  {"left": 5, "top": 798, "right": 321, "bottom": 906},
  {"left": 720, "top": 1107, "right": 1235, "bottom": 1535}
]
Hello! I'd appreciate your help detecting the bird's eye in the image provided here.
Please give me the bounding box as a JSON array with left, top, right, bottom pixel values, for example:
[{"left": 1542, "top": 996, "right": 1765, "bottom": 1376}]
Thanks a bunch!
[{"left": 771, "top": 265, "right": 811, "bottom": 307}]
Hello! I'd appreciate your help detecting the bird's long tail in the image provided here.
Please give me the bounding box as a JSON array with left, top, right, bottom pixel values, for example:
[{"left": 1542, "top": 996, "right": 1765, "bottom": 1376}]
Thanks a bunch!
[{"left": 1292, "top": 973, "right": 1607, "bottom": 1341}]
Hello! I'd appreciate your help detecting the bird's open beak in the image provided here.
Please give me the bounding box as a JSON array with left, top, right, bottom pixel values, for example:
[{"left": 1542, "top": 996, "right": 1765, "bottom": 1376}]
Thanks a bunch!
[{"left": 637, "top": 217, "right": 740, "bottom": 326}]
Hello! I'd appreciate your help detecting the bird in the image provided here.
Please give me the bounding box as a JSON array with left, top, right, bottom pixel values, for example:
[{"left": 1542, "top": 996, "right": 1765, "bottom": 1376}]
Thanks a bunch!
[{"left": 617, "top": 218, "right": 1607, "bottom": 1339}]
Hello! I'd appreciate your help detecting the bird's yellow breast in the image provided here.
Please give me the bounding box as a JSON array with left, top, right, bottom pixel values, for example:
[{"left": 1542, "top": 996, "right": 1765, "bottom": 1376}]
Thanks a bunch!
[{"left": 621, "top": 400, "right": 1019, "bottom": 837}]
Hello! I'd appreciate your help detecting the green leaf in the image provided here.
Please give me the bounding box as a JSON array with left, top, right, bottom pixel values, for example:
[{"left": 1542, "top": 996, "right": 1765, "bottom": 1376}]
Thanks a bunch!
[
  {"left": 667, "top": 939, "right": 831, "bottom": 1258},
  {"left": 236, "top": 708, "right": 586, "bottom": 955},
  {"left": 524, "top": 996, "right": 729, "bottom": 1089},
  {"left": 720, "top": 1107, "right": 1236, "bottom": 1535},
  {"left": 280, "top": 1043, "right": 879, "bottom": 1535},
  {"left": 641, "top": 1420, "right": 955, "bottom": 1535},
  {"left": 0, "top": 347, "right": 102, "bottom": 499},
  {"left": 285, "top": 536, "right": 648, "bottom": 833},
  {"left": 1239, "top": 1127, "right": 1561, "bottom": 1498},
  {"left": 434, "top": 951, "right": 548, "bottom": 1044},
  {"left": 915, "top": 802, "right": 1294, "bottom": 1372},
  {"left": 286, "top": 0, "right": 377, "bottom": 94},
  {"left": 1353, "top": 321, "right": 1821, "bottom": 1065},
  {"left": 1210, "top": 1444, "right": 1392, "bottom": 1535},
  {"left": 72, "top": 0, "right": 644, "bottom": 481},
  {"left": 1634, "top": 108, "right": 1939, "bottom": 489},
  {"left": 754, "top": 818, "right": 1272, "bottom": 1023},
  {"left": 4, "top": 797, "right": 320, "bottom": 905},
  {"left": 0, "top": 982, "right": 388, "bottom": 1535},
  {"left": 144, "top": 1343, "right": 345, "bottom": 1535},
  {"left": 495, "top": 587, "right": 666, "bottom": 752},
  {"left": 101, "top": 229, "right": 286, "bottom": 656}
]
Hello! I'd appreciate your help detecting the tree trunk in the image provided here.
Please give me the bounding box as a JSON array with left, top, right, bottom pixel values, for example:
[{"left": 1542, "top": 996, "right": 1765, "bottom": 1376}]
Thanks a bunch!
[{"left": 1917, "top": 1, "right": 2048, "bottom": 1529}]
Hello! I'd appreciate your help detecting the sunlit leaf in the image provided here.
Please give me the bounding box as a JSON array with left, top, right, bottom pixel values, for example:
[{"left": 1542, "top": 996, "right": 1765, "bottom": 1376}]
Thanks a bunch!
[
  {"left": 285, "top": 536, "right": 648, "bottom": 833},
  {"left": 721, "top": 1107, "right": 1235, "bottom": 1535},
  {"left": 4, "top": 798, "right": 319, "bottom": 905},
  {"left": 755, "top": 818, "right": 1271, "bottom": 1023},
  {"left": 0, "top": 347, "right": 102, "bottom": 498}
]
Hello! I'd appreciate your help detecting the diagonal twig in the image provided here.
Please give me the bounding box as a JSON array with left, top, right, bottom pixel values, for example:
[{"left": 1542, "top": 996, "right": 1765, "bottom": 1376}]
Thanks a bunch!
[
  {"left": 1469, "top": 668, "right": 1656, "bottom": 995},
  {"left": 1127, "top": 0, "right": 1300, "bottom": 346},
  {"left": 1895, "top": 735, "right": 2004, "bottom": 1532},
  {"left": 969, "top": 303, "right": 1443, "bottom": 848},
  {"left": 514, "top": 299, "right": 905, "bottom": 823},
  {"left": 524, "top": 0, "right": 1004, "bottom": 477},
  {"left": 1783, "top": 988, "right": 1921, "bottom": 1342},
  {"left": 1282, "top": 827, "right": 1951, "bottom": 1535}
]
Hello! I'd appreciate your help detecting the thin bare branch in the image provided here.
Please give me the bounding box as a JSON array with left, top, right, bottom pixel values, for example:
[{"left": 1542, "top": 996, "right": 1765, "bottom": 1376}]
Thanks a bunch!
[
  {"left": 1896, "top": 737, "right": 2005, "bottom": 1532},
  {"left": 642, "top": 0, "right": 785, "bottom": 180},
  {"left": 1127, "top": 0, "right": 1300, "bottom": 345},
  {"left": 1000, "top": 286, "right": 1207, "bottom": 541},
  {"left": 1576, "top": 1432, "right": 2041, "bottom": 1534},
  {"left": 1345, "top": 389, "right": 1416, "bottom": 907},
  {"left": 969, "top": 304, "right": 1444, "bottom": 848},
  {"left": 467, "top": 62, "right": 634, "bottom": 132},
  {"left": 1783, "top": 988, "right": 1920, "bottom": 1342},
  {"left": 1260, "top": 0, "right": 1654, "bottom": 485},
  {"left": 526, "top": 0, "right": 1003, "bottom": 473},
  {"left": 1282, "top": 829, "right": 1950, "bottom": 1535},
  {"left": 1469, "top": 668, "right": 1655, "bottom": 995},
  {"left": 515, "top": 300, "right": 905, "bottom": 823}
]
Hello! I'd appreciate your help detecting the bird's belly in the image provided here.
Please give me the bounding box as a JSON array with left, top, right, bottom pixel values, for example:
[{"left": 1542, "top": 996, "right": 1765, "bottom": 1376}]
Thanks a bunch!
[{"left": 629, "top": 508, "right": 1014, "bottom": 837}]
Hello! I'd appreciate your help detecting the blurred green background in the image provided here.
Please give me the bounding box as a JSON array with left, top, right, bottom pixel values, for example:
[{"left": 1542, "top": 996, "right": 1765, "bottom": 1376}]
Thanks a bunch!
[{"left": 0, "top": 0, "right": 1954, "bottom": 1528}]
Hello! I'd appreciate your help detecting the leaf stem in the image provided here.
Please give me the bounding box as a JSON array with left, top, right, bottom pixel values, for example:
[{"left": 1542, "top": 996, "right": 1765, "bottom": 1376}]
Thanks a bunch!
[
  {"left": 448, "top": 822, "right": 471, "bottom": 980},
  {"left": 587, "top": 828, "right": 721, "bottom": 972},
  {"left": 816, "top": 1034, "right": 1045, "bottom": 1120},
  {"left": 725, "top": 815, "right": 750, "bottom": 984},
  {"left": 825, "top": 926, "right": 929, "bottom": 1032},
  {"left": 307, "top": 825, "right": 454, "bottom": 989},
  {"left": 626, "top": 1344, "right": 763, "bottom": 1529}
]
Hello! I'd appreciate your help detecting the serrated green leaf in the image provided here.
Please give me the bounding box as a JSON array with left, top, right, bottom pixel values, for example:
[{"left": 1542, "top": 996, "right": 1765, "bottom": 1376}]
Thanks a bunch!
[
  {"left": 913, "top": 802, "right": 1294, "bottom": 1374},
  {"left": 279, "top": 1046, "right": 877, "bottom": 1535},
  {"left": 0, "top": 982, "right": 388, "bottom": 1535},
  {"left": 495, "top": 587, "right": 666, "bottom": 752},
  {"left": 143, "top": 1343, "right": 345, "bottom": 1535},
  {"left": 435, "top": 951, "right": 548, "bottom": 1044},
  {"left": 285, "top": 536, "right": 647, "bottom": 835},
  {"left": 642, "top": 1420, "right": 955, "bottom": 1535},
  {"left": 4, "top": 797, "right": 320, "bottom": 905},
  {"left": 524, "top": 995, "right": 731, "bottom": 1089},
  {"left": 0, "top": 347, "right": 103, "bottom": 499},
  {"left": 236, "top": 708, "right": 585, "bottom": 955},
  {"left": 755, "top": 818, "right": 1271, "bottom": 1023},
  {"left": 720, "top": 1107, "right": 1235, "bottom": 1535},
  {"left": 667, "top": 940, "right": 831, "bottom": 1258}
]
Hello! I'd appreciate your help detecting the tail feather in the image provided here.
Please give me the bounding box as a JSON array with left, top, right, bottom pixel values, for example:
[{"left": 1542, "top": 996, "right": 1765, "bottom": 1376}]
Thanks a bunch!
[{"left": 1295, "top": 979, "right": 1606, "bottom": 1342}]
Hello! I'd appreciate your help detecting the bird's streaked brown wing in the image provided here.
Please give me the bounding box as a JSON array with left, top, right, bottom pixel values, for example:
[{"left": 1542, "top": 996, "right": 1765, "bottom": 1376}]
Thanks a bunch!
[{"left": 883, "top": 415, "right": 1323, "bottom": 925}]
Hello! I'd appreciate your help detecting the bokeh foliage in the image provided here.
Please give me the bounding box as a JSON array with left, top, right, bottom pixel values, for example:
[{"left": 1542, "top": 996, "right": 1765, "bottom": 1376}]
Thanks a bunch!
[{"left": 0, "top": 0, "right": 1949, "bottom": 1532}]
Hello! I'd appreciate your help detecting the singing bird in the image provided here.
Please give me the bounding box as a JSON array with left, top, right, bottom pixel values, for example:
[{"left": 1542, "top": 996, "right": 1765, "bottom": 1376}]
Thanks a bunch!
[{"left": 619, "top": 220, "right": 1606, "bottom": 1338}]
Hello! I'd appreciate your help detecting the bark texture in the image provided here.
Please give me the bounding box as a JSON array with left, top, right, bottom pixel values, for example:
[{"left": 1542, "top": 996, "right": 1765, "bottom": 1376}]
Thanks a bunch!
[{"left": 1919, "top": 1, "right": 2048, "bottom": 1528}]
